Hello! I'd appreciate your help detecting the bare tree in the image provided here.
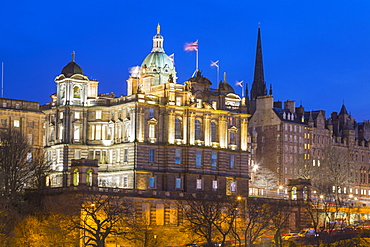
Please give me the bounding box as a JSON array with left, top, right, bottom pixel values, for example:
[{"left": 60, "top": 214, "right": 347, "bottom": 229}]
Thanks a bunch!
[
  {"left": 69, "top": 193, "right": 131, "bottom": 247},
  {"left": 239, "top": 198, "right": 272, "bottom": 247},
  {"left": 269, "top": 200, "right": 292, "bottom": 247},
  {"left": 179, "top": 193, "right": 239, "bottom": 247},
  {"left": 0, "top": 129, "right": 50, "bottom": 203},
  {"left": 252, "top": 167, "right": 278, "bottom": 190}
]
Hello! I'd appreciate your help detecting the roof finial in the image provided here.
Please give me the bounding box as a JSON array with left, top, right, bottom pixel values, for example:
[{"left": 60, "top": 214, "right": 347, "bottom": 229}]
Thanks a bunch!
[
  {"left": 157, "top": 23, "right": 161, "bottom": 34},
  {"left": 223, "top": 72, "right": 227, "bottom": 82},
  {"left": 72, "top": 51, "right": 75, "bottom": 62}
]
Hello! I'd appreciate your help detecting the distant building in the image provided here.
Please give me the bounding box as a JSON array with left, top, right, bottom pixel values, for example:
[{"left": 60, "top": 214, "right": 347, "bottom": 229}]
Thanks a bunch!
[
  {"left": 0, "top": 98, "right": 44, "bottom": 148},
  {"left": 247, "top": 28, "right": 370, "bottom": 201}
]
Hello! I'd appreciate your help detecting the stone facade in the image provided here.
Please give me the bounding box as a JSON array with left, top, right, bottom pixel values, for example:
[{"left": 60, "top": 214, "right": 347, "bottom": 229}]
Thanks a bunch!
[{"left": 42, "top": 26, "right": 251, "bottom": 198}]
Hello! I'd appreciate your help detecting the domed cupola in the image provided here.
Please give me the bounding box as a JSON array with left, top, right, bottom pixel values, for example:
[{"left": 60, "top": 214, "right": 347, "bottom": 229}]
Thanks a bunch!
[
  {"left": 218, "top": 72, "right": 235, "bottom": 95},
  {"left": 61, "top": 52, "right": 84, "bottom": 78},
  {"left": 140, "top": 24, "right": 177, "bottom": 87}
]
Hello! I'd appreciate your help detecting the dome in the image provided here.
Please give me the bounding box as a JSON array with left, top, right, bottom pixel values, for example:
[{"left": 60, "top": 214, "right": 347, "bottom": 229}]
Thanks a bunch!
[
  {"left": 61, "top": 61, "right": 84, "bottom": 78},
  {"left": 141, "top": 52, "right": 174, "bottom": 71},
  {"left": 188, "top": 71, "right": 212, "bottom": 85},
  {"left": 219, "top": 81, "right": 235, "bottom": 94}
]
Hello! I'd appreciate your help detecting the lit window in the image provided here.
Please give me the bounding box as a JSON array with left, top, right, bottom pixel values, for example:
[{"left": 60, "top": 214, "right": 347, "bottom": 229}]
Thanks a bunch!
[
  {"left": 149, "top": 149, "right": 155, "bottom": 163},
  {"left": 211, "top": 122, "right": 217, "bottom": 142},
  {"left": 73, "top": 168, "right": 79, "bottom": 186},
  {"left": 175, "top": 149, "right": 182, "bottom": 165},
  {"left": 75, "top": 112, "right": 80, "bottom": 119},
  {"left": 26, "top": 152, "right": 32, "bottom": 162},
  {"left": 123, "top": 175, "right": 128, "bottom": 188},
  {"left": 149, "top": 108, "right": 155, "bottom": 118},
  {"left": 149, "top": 124, "right": 155, "bottom": 139},
  {"left": 74, "top": 126, "right": 80, "bottom": 141},
  {"left": 72, "top": 149, "right": 80, "bottom": 160},
  {"left": 230, "top": 155, "right": 235, "bottom": 168},
  {"left": 196, "top": 150, "right": 202, "bottom": 166},
  {"left": 2, "top": 102, "right": 7, "bottom": 107},
  {"left": 195, "top": 119, "right": 201, "bottom": 140},
  {"left": 291, "top": 186, "right": 297, "bottom": 200},
  {"left": 176, "top": 178, "right": 182, "bottom": 189},
  {"left": 14, "top": 120, "right": 20, "bottom": 127},
  {"left": 116, "top": 149, "right": 120, "bottom": 162},
  {"left": 96, "top": 111, "right": 102, "bottom": 119},
  {"left": 15, "top": 104, "right": 20, "bottom": 109},
  {"left": 86, "top": 169, "right": 93, "bottom": 186},
  {"left": 231, "top": 182, "right": 236, "bottom": 192},
  {"left": 196, "top": 179, "right": 202, "bottom": 189},
  {"left": 124, "top": 148, "right": 128, "bottom": 162},
  {"left": 211, "top": 152, "right": 217, "bottom": 168},
  {"left": 212, "top": 180, "right": 218, "bottom": 191},
  {"left": 149, "top": 176, "right": 155, "bottom": 188},
  {"left": 175, "top": 118, "right": 182, "bottom": 139}
]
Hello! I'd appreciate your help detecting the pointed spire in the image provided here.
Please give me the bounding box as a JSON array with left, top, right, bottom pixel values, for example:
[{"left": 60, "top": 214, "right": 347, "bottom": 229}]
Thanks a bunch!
[
  {"left": 339, "top": 102, "right": 348, "bottom": 115},
  {"left": 308, "top": 111, "right": 314, "bottom": 123},
  {"left": 72, "top": 51, "right": 75, "bottom": 62},
  {"left": 251, "top": 27, "right": 266, "bottom": 100},
  {"left": 269, "top": 84, "right": 273, "bottom": 95}
]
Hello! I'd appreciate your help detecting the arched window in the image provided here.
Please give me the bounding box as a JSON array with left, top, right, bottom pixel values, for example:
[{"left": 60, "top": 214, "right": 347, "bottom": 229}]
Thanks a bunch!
[
  {"left": 73, "top": 168, "right": 79, "bottom": 186},
  {"left": 195, "top": 119, "right": 201, "bottom": 140},
  {"left": 175, "top": 118, "right": 182, "bottom": 139},
  {"left": 291, "top": 186, "right": 297, "bottom": 200},
  {"left": 86, "top": 169, "right": 93, "bottom": 186},
  {"left": 303, "top": 186, "right": 308, "bottom": 202},
  {"left": 73, "top": 86, "right": 81, "bottom": 98},
  {"left": 211, "top": 122, "right": 217, "bottom": 142}
]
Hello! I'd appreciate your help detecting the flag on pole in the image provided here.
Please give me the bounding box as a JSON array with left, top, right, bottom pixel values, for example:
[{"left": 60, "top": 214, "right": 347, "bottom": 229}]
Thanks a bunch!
[
  {"left": 184, "top": 40, "right": 198, "bottom": 51},
  {"left": 235, "top": 80, "right": 244, "bottom": 87},
  {"left": 210, "top": 60, "right": 219, "bottom": 68}
]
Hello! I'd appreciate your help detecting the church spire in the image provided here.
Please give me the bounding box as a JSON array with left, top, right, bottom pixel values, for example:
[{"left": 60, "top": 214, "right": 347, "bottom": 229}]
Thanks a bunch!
[{"left": 250, "top": 27, "right": 266, "bottom": 100}]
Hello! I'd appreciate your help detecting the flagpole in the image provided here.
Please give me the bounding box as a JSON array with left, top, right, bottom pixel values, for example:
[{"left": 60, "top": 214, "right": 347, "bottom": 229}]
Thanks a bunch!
[
  {"left": 196, "top": 48, "right": 199, "bottom": 72},
  {"left": 1, "top": 62, "right": 3, "bottom": 98},
  {"left": 241, "top": 80, "right": 244, "bottom": 98},
  {"left": 217, "top": 63, "right": 219, "bottom": 83}
]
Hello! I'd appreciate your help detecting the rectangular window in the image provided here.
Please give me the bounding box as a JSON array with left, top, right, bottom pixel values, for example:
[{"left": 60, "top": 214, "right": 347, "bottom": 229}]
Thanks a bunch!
[
  {"left": 124, "top": 148, "right": 128, "bottom": 162},
  {"left": 230, "top": 155, "right": 235, "bottom": 168},
  {"left": 88, "top": 151, "right": 94, "bottom": 159},
  {"left": 149, "top": 108, "right": 155, "bottom": 118},
  {"left": 75, "top": 112, "right": 80, "bottom": 119},
  {"left": 149, "top": 176, "right": 155, "bottom": 188},
  {"left": 60, "top": 112, "right": 63, "bottom": 119},
  {"left": 211, "top": 152, "right": 217, "bottom": 168},
  {"left": 116, "top": 149, "right": 120, "bottom": 162},
  {"left": 96, "top": 110, "right": 102, "bottom": 119},
  {"left": 75, "top": 150, "right": 81, "bottom": 159},
  {"left": 212, "top": 180, "right": 218, "bottom": 191},
  {"left": 196, "top": 150, "right": 202, "bottom": 166},
  {"left": 95, "top": 151, "right": 101, "bottom": 163},
  {"left": 176, "top": 178, "right": 182, "bottom": 189},
  {"left": 176, "top": 97, "right": 182, "bottom": 106},
  {"left": 95, "top": 125, "right": 101, "bottom": 140},
  {"left": 2, "top": 102, "right": 7, "bottom": 107},
  {"left": 149, "top": 149, "right": 155, "bottom": 163},
  {"left": 149, "top": 124, "right": 155, "bottom": 138},
  {"left": 101, "top": 151, "right": 107, "bottom": 163},
  {"left": 26, "top": 152, "right": 32, "bottom": 162},
  {"left": 14, "top": 120, "right": 20, "bottom": 127},
  {"left": 74, "top": 126, "right": 80, "bottom": 141},
  {"left": 231, "top": 182, "right": 236, "bottom": 192},
  {"left": 123, "top": 175, "right": 128, "bottom": 188},
  {"left": 196, "top": 179, "right": 202, "bottom": 190},
  {"left": 230, "top": 132, "right": 235, "bottom": 144},
  {"left": 175, "top": 149, "right": 182, "bottom": 165}
]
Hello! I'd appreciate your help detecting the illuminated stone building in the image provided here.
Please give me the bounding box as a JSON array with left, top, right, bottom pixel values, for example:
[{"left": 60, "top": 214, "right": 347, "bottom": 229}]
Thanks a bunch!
[
  {"left": 247, "top": 28, "right": 370, "bottom": 201},
  {"left": 0, "top": 98, "right": 44, "bottom": 148},
  {"left": 42, "top": 25, "right": 251, "bottom": 197}
]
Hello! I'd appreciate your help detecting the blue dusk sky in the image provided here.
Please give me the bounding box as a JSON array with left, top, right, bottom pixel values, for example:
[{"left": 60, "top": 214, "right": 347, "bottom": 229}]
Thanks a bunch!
[{"left": 0, "top": 0, "right": 370, "bottom": 120}]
